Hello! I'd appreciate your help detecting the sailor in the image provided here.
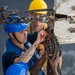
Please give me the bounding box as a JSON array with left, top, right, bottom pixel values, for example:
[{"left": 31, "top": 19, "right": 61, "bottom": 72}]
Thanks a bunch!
[
  {"left": 2, "top": 15, "right": 48, "bottom": 75},
  {"left": 27, "top": 0, "right": 62, "bottom": 75}
]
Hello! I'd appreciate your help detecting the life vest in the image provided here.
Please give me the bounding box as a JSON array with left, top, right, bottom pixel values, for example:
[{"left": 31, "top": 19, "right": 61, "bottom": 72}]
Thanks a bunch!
[
  {"left": 27, "top": 23, "right": 48, "bottom": 55},
  {"left": 2, "top": 38, "right": 45, "bottom": 75}
]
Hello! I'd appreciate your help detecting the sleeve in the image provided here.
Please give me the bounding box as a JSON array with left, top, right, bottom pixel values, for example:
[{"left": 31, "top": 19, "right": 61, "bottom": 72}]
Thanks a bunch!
[
  {"left": 27, "top": 32, "right": 38, "bottom": 44},
  {"left": 4, "top": 52, "right": 19, "bottom": 69}
]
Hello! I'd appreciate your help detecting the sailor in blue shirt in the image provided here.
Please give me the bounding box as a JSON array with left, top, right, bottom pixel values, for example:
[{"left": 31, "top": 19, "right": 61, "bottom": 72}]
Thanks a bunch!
[{"left": 2, "top": 15, "right": 48, "bottom": 75}]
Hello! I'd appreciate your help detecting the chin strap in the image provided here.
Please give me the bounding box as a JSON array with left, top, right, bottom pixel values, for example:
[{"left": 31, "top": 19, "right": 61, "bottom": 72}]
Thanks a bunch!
[{"left": 12, "top": 33, "right": 22, "bottom": 44}]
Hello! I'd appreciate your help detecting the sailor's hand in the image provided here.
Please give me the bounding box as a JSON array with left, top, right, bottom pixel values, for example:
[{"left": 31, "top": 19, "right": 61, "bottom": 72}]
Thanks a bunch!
[
  {"left": 36, "top": 30, "right": 47, "bottom": 44},
  {"left": 48, "top": 52, "right": 60, "bottom": 74},
  {"left": 50, "top": 52, "right": 59, "bottom": 67}
]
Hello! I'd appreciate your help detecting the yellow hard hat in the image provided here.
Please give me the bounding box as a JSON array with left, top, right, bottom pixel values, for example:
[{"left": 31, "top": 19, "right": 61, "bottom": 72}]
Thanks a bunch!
[{"left": 28, "top": 0, "right": 48, "bottom": 14}]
